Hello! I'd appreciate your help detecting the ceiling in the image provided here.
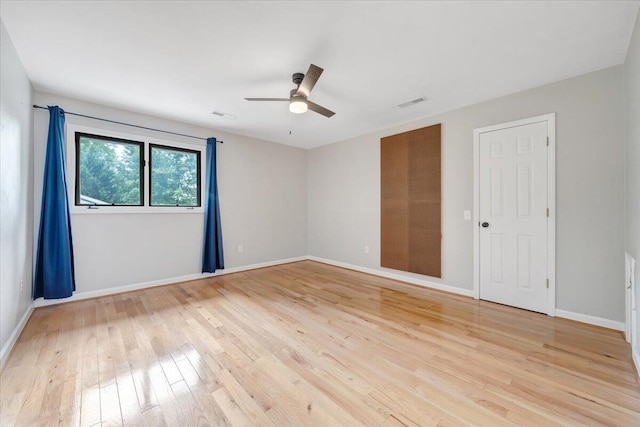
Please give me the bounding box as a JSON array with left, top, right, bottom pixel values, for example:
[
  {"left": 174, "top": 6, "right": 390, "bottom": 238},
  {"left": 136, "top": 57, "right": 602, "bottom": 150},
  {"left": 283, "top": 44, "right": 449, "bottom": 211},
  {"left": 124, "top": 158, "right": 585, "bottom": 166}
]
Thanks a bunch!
[{"left": 1, "top": 1, "right": 638, "bottom": 149}]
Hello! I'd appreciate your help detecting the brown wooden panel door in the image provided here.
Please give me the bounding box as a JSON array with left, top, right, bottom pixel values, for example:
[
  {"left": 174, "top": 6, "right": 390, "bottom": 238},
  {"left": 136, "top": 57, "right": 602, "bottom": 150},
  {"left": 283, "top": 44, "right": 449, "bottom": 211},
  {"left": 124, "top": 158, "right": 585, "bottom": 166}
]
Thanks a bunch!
[{"left": 381, "top": 124, "right": 441, "bottom": 277}]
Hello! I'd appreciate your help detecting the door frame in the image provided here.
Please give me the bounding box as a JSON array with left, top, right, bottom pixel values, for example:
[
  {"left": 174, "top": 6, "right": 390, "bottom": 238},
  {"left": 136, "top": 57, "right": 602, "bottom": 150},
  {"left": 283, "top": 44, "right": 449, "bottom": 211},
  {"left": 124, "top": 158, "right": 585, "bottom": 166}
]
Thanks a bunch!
[
  {"left": 473, "top": 113, "right": 556, "bottom": 316},
  {"left": 625, "top": 252, "right": 636, "bottom": 345}
]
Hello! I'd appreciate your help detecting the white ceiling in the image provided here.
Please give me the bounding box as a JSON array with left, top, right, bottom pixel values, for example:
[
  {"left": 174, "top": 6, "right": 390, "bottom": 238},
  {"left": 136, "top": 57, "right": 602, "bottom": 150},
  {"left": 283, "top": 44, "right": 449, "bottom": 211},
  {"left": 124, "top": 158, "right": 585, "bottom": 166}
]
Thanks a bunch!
[{"left": 1, "top": 1, "right": 638, "bottom": 149}]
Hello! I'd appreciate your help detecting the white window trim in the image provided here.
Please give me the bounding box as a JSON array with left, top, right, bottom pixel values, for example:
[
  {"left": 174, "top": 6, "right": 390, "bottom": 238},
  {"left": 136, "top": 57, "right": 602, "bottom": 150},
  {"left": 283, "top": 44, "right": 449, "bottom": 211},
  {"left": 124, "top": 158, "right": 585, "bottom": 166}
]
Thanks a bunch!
[{"left": 66, "top": 123, "right": 206, "bottom": 215}]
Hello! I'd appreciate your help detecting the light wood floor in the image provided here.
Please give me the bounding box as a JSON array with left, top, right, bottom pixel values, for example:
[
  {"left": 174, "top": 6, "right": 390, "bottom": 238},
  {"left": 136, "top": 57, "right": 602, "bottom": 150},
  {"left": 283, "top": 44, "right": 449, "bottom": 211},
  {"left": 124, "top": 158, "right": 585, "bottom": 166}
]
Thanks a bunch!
[{"left": 2, "top": 261, "right": 639, "bottom": 426}]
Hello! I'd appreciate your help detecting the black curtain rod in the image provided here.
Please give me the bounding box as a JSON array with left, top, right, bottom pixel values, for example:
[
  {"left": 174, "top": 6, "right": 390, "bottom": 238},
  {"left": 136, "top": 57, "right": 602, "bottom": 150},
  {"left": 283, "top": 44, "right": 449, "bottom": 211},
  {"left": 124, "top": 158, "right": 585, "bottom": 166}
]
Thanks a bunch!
[{"left": 32, "top": 105, "right": 222, "bottom": 143}]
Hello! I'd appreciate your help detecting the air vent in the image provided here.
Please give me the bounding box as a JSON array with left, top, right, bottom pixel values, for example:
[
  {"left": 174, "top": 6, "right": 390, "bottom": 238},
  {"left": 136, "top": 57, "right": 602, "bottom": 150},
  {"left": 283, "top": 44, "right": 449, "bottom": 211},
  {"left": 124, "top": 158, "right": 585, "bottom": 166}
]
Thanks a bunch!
[
  {"left": 211, "top": 111, "right": 236, "bottom": 120},
  {"left": 397, "top": 97, "right": 426, "bottom": 108}
]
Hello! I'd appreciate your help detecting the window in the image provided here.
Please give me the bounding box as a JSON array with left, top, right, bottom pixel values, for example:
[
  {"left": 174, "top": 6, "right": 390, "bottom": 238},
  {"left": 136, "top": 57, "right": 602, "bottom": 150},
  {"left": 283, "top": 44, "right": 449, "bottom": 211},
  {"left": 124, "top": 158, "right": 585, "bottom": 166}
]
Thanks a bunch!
[
  {"left": 75, "top": 132, "right": 144, "bottom": 206},
  {"left": 71, "top": 128, "right": 204, "bottom": 212},
  {"left": 150, "top": 144, "right": 201, "bottom": 207}
]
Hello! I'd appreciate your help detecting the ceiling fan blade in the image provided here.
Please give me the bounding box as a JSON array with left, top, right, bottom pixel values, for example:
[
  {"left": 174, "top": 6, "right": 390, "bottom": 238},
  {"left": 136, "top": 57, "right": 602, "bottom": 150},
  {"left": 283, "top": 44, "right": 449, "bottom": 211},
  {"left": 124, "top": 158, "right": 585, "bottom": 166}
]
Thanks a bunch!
[
  {"left": 307, "top": 100, "right": 335, "bottom": 118},
  {"left": 296, "top": 64, "right": 323, "bottom": 97},
  {"left": 244, "top": 98, "right": 289, "bottom": 101}
]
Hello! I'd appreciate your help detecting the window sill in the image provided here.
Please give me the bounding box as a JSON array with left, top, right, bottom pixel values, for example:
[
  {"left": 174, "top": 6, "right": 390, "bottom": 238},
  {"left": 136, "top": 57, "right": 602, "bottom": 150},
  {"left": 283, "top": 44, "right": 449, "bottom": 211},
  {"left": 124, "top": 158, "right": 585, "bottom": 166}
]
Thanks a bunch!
[{"left": 71, "top": 207, "right": 204, "bottom": 215}]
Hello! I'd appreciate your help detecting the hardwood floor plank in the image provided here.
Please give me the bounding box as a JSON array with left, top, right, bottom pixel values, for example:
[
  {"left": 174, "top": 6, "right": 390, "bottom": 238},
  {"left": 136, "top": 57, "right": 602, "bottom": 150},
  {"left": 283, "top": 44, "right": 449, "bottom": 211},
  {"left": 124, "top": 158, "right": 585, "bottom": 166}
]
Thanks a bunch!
[
  {"left": 0, "top": 389, "right": 25, "bottom": 426},
  {"left": 114, "top": 370, "right": 140, "bottom": 426},
  {"left": 99, "top": 382, "right": 122, "bottom": 426},
  {"left": 1, "top": 261, "right": 639, "bottom": 426},
  {"left": 80, "top": 354, "right": 102, "bottom": 427},
  {"left": 216, "top": 369, "right": 276, "bottom": 426},
  {"left": 169, "top": 380, "right": 209, "bottom": 427},
  {"left": 211, "top": 386, "right": 252, "bottom": 426}
]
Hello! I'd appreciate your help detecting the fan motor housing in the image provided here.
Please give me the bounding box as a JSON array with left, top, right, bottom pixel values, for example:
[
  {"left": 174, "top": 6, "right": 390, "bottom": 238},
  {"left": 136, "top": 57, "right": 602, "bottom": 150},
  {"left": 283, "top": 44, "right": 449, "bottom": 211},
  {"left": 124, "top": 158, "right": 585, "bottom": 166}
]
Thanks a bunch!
[{"left": 292, "top": 73, "right": 304, "bottom": 85}]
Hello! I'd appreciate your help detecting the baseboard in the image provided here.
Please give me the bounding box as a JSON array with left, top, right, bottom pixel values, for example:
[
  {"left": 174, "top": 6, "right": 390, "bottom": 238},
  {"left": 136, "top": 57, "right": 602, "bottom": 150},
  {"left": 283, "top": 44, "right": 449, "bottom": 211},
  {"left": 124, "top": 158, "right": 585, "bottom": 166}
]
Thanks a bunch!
[
  {"left": 307, "top": 256, "right": 474, "bottom": 297},
  {"left": 34, "top": 256, "right": 308, "bottom": 308},
  {"left": 309, "top": 257, "right": 626, "bottom": 330},
  {"left": 555, "top": 309, "right": 625, "bottom": 331},
  {"left": 0, "top": 304, "right": 34, "bottom": 370},
  {"left": 29, "top": 255, "right": 625, "bottom": 334}
]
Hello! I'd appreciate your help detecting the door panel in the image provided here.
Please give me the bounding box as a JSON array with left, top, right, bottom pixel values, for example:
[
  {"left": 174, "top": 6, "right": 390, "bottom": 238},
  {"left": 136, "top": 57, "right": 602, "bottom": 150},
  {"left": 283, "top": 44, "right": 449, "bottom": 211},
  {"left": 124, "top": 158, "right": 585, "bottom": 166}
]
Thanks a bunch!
[{"left": 479, "top": 121, "right": 548, "bottom": 313}]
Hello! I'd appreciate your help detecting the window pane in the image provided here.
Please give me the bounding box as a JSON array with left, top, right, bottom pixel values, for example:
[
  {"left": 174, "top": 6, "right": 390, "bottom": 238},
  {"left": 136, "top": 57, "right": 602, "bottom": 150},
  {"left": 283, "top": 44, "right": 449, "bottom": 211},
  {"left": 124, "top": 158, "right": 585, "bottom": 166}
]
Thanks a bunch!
[
  {"left": 76, "top": 134, "right": 142, "bottom": 205},
  {"left": 150, "top": 145, "right": 200, "bottom": 207}
]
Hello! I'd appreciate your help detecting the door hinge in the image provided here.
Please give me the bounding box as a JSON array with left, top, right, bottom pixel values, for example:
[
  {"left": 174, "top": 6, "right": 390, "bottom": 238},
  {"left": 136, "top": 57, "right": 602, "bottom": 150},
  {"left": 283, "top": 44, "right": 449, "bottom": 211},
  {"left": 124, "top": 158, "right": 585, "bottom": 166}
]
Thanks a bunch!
[
  {"left": 546, "top": 279, "right": 549, "bottom": 288},
  {"left": 547, "top": 208, "right": 550, "bottom": 217},
  {"left": 546, "top": 137, "right": 549, "bottom": 147}
]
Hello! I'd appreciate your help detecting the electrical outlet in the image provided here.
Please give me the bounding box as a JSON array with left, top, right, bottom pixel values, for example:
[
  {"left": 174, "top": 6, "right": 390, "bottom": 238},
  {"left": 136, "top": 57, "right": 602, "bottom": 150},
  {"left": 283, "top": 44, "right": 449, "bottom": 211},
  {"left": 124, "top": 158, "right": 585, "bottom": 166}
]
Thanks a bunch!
[
  {"left": 364, "top": 245, "right": 370, "bottom": 254},
  {"left": 20, "top": 279, "right": 23, "bottom": 295},
  {"left": 238, "top": 245, "right": 244, "bottom": 253}
]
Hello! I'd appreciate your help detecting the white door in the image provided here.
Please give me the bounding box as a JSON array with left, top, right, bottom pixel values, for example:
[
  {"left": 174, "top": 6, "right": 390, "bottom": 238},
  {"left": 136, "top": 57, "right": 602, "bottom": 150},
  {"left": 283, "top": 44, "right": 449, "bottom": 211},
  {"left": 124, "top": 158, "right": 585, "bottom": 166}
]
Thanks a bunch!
[{"left": 478, "top": 120, "right": 549, "bottom": 313}]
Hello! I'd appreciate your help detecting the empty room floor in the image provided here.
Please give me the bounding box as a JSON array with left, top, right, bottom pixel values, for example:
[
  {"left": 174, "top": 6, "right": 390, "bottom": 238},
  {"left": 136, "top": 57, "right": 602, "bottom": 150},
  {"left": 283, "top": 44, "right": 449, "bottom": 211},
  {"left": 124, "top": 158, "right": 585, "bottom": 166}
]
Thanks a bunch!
[{"left": 1, "top": 261, "right": 639, "bottom": 426}]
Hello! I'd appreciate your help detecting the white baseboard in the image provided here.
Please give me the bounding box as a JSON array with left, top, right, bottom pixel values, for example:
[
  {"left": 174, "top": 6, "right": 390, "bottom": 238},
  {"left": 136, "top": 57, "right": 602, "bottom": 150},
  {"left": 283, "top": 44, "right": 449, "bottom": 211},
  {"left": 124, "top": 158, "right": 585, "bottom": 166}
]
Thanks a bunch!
[
  {"left": 308, "top": 257, "right": 627, "bottom": 332},
  {"left": 555, "top": 309, "right": 625, "bottom": 331},
  {"left": 307, "top": 256, "right": 474, "bottom": 297},
  {"left": 9, "top": 255, "right": 637, "bottom": 379},
  {"left": 0, "top": 304, "right": 34, "bottom": 370},
  {"left": 34, "top": 256, "right": 308, "bottom": 308},
  {"left": 27, "top": 255, "right": 627, "bottom": 335}
]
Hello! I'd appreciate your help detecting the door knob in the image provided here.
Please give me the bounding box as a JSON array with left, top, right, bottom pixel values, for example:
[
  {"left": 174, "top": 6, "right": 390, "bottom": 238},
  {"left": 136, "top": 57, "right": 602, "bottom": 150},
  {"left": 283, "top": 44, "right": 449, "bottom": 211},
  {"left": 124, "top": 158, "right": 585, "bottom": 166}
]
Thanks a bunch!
[{"left": 481, "top": 222, "right": 489, "bottom": 228}]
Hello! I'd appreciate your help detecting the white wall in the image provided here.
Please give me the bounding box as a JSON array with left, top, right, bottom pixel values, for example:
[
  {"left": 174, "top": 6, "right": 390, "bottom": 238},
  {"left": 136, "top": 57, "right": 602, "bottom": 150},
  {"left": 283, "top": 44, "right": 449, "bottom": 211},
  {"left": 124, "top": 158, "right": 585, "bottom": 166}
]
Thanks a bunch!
[
  {"left": 625, "top": 11, "right": 640, "bottom": 355},
  {"left": 308, "top": 66, "right": 626, "bottom": 322},
  {"left": 0, "top": 20, "right": 34, "bottom": 358},
  {"left": 33, "top": 92, "right": 308, "bottom": 294}
]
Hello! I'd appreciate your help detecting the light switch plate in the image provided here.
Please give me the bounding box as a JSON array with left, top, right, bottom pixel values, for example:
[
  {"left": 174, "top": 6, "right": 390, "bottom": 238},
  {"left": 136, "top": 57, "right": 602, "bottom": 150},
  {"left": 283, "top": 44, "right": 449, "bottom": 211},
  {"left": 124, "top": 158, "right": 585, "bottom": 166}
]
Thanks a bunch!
[{"left": 464, "top": 210, "right": 472, "bottom": 220}]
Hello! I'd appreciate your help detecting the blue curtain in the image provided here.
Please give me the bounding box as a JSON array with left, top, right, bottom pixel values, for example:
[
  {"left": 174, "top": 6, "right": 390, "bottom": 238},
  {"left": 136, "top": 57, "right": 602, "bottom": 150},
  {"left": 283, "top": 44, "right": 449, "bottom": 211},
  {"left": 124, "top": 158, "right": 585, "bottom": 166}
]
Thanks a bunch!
[
  {"left": 202, "top": 137, "right": 224, "bottom": 272},
  {"left": 34, "top": 106, "right": 76, "bottom": 299}
]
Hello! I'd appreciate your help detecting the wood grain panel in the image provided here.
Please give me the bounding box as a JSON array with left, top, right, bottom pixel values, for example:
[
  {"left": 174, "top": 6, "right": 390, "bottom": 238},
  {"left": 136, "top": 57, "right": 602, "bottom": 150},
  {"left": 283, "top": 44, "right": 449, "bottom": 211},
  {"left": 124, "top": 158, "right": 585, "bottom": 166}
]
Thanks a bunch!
[
  {"left": 381, "top": 123, "right": 441, "bottom": 277},
  {"left": 381, "top": 136, "right": 409, "bottom": 271},
  {"left": 1, "top": 261, "right": 639, "bottom": 426}
]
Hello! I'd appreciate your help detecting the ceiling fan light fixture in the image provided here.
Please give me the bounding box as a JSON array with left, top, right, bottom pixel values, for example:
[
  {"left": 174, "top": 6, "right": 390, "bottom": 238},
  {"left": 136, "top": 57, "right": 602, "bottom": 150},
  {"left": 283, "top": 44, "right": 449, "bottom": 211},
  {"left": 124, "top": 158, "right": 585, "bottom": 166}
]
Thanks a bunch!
[
  {"left": 289, "top": 96, "right": 308, "bottom": 114},
  {"left": 245, "top": 64, "right": 334, "bottom": 117}
]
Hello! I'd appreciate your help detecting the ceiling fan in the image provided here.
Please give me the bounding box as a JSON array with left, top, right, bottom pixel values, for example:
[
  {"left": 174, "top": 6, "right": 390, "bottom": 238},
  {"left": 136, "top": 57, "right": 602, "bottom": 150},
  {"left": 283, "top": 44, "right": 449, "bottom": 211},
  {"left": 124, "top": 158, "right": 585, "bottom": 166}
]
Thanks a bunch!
[{"left": 245, "top": 64, "right": 335, "bottom": 118}]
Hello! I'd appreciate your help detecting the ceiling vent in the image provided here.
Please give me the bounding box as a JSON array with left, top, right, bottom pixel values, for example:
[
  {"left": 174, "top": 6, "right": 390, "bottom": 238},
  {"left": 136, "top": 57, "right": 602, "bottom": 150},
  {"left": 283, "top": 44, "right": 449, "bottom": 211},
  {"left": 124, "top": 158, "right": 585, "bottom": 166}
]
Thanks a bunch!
[
  {"left": 212, "top": 111, "right": 236, "bottom": 120},
  {"left": 397, "top": 96, "right": 426, "bottom": 108}
]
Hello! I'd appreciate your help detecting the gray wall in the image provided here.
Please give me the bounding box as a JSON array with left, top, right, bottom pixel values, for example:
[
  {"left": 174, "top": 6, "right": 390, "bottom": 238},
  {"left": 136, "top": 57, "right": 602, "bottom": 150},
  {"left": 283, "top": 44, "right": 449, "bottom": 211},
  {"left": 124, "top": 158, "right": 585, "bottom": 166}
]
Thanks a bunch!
[
  {"left": 33, "top": 92, "right": 308, "bottom": 294},
  {"left": 626, "top": 11, "right": 640, "bottom": 349},
  {"left": 308, "top": 66, "right": 626, "bottom": 322},
  {"left": 0, "top": 20, "right": 34, "bottom": 358}
]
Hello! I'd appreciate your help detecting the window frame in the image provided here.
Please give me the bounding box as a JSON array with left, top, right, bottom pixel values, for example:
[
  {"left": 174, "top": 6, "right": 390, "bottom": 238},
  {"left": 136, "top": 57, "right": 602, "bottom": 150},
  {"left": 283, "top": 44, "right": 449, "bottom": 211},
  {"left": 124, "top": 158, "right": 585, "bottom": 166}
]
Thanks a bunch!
[
  {"left": 66, "top": 124, "right": 205, "bottom": 215},
  {"left": 149, "top": 143, "right": 202, "bottom": 208},
  {"left": 74, "top": 132, "right": 145, "bottom": 207}
]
